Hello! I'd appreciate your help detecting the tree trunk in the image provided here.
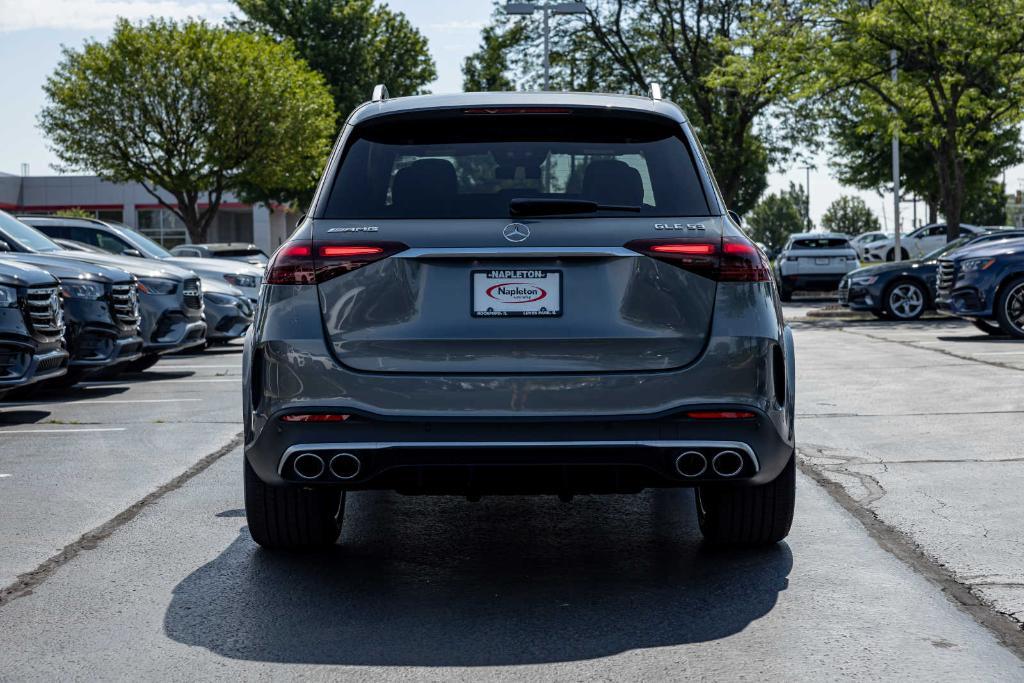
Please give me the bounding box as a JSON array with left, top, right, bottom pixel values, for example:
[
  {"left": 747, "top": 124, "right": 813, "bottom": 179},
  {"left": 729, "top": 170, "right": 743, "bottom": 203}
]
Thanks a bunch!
[{"left": 933, "top": 143, "right": 965, "bottom": 242}]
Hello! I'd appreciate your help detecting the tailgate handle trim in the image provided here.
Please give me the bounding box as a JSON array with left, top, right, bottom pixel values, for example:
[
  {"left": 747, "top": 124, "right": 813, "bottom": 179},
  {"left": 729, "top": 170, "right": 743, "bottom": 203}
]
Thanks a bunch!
[{"left": 394, "top": 247, "right": 636, "bottom": 259}]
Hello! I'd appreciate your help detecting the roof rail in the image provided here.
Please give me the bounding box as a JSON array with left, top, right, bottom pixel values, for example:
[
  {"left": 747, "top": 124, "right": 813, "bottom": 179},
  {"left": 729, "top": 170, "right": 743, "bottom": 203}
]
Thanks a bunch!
[
  {"left": 649, "top": 82, "right": 662, "bottom": 100},
  {"left": 371, "top": 84, "right": 389, "bottom": 102}
]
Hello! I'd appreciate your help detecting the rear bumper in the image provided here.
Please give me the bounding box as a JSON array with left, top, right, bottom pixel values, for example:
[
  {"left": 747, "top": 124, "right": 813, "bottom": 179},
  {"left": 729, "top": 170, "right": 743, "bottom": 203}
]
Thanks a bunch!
[
  {"left": 244, "top": 407, "right": 794, "bottom": 494},
  {"left": 780, "top": 274, "right": 845, "bottom": 291}
]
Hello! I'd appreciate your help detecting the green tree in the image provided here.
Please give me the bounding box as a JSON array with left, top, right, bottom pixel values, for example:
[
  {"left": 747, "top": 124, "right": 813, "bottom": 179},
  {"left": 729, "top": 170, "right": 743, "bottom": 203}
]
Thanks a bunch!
[
  {"left": 962, "top": 181, "right": 1009, "bottom": 226},
  {"left": 766, "top": 0, "right": 1024, "bottom": 241},
  {"left": 745, "top": 191, "right": 804, "bottom": 251},
  {"left": 234, "top": 0, "right": 435, "bottom": 125},
  {"left": 53, "top": 208, "right": 93, "bottom": 219},
  {"left": 782, "top": 181, "right": 811, "bottom": 230},
  {"left": 821, "top": 195, "right": 881, "bottom": 235},
  {"left": 463, "top": 23, "right": 527, "bottom": 91},
  {"left": 463, "top": 1, "right": 814, "bottom": 214},
  {"left": 39, "top": 19, "right": 336, "bottom": 243}
]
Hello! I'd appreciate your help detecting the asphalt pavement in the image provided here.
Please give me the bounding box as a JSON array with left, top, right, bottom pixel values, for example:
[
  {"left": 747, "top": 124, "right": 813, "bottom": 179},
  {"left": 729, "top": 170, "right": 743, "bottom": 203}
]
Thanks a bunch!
[{"left": 0, "top": 316, "right": 1022, "bottom": 679}]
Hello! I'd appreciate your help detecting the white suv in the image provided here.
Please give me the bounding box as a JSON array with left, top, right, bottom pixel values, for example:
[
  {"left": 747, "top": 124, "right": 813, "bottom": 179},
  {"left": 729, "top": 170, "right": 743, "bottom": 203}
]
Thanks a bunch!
[
  {"left": 862, "top": 223, "right": 981, "bottom": 262},
  {"left": 775, "top": 232, "right": 859, "bottom": 301}
]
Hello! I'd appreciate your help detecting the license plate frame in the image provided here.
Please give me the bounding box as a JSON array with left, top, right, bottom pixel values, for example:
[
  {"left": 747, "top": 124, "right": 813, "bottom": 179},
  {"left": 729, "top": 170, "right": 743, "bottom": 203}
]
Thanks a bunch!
[
  {"left": 471, "top": 269, "right": 562, "bottom": 318},
  {"left": 815, "top": 257, "right": 830, "bottom": 265}
]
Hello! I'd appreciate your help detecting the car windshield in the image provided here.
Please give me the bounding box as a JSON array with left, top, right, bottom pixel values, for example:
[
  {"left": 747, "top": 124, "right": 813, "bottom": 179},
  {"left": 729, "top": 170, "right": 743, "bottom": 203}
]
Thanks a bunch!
[
  {"left": 108, "top": 224, "right": 172, "bottom": 258},
  {"left": 322, "top": 114, "right": 711, "bottom": 219},
  {"left": 0, "top": 211, "right": 64, "bottom": 253}
]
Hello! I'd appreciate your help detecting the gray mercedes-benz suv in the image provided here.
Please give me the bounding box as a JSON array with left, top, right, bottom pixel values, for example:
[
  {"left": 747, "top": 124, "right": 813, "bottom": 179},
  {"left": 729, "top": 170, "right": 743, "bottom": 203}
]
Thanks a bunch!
[{"left": 244, "top": 90, "right": 796, "bottom": 549}]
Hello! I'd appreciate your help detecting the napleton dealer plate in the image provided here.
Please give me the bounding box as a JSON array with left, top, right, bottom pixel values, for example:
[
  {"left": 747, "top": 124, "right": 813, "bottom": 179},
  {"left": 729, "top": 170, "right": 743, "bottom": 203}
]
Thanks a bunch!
[{"left": 471, "top": 269, "right": 562, "bottom": 317}]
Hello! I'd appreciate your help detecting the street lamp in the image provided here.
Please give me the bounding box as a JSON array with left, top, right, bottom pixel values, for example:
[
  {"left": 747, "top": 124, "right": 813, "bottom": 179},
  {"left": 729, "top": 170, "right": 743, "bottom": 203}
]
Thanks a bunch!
[{"left": 502, "top": 2, "right": 588, "bottom": 91}]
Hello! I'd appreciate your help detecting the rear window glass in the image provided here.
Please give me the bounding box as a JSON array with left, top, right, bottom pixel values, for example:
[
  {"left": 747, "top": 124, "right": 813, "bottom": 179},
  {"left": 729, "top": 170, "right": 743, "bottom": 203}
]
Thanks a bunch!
[
  {"left": 791, "top": 238, "right": 850, "bottom": 249},
  {"left": 321, "top": 114, "right": 711, "bottom": 219}
]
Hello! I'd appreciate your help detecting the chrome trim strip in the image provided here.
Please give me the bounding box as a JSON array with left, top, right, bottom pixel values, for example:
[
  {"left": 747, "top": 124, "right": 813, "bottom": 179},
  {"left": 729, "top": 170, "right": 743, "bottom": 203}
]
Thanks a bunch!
[
  {"left": 278, "top": 440, "right": 759, "bottom": 476},
  {"left": 394, "top": 246, "right": 636, "bottom": 259}
]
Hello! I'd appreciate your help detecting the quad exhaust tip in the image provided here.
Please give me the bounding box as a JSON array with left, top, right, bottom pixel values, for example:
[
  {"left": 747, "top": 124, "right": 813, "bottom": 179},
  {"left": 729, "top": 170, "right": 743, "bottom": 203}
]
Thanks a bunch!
[
  {"left": 674, "top": 450, "right": 708, "bottom": 478},
  {"left": 329, "top": 452, "right": 361, "bottom": 480},
  {"left": 293, "top": 452, "right": 326, "bottom": 480},
  {"left": 711, "top": 450, "right": 744, "bottom": 478}
]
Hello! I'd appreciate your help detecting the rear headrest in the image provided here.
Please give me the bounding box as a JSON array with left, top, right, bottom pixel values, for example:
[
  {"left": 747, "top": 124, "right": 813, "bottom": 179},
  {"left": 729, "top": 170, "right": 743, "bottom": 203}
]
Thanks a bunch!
[
  {"left": 582, "top": 159, "right": 644, "bottom": 206},
  {"left": 391, "top": 159, "right": 458, "bottom": 212}
]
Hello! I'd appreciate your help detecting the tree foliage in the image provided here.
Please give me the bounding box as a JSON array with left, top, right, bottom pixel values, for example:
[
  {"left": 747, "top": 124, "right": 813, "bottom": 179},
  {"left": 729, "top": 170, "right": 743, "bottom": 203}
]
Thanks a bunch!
[
  {"left": 821, "top": 195, "right": 881, "bottom": 235},
  {"left": 962, "top": 181, "right": 1009, "bottom": 226},
  {"left": 745, "top": 191, "right": 804, "bottom": 251},
  {"left": 462, "top": 1, "right": 815, "bottom": 214},
  {"left": 758, "top": 0, "right": 1024, "bottom": 241},
  {"left": 39, "top": 19, "right": 336, "bottom": 243},
  {"left": 234, "top": 0, "right": 436, "bottom": 124}
]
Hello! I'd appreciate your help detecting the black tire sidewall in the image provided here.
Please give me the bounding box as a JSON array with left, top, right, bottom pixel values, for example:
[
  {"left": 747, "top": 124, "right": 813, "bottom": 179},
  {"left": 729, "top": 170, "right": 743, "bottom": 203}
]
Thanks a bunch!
[{"left": 996, "top": 277, "right": 1024, "bottom": 339}]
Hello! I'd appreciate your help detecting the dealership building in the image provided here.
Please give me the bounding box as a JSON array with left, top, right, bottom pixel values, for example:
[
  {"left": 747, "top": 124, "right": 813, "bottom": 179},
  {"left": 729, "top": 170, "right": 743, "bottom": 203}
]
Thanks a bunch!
[{"left": 0, "top": 172, "right": 299, "bottom": 254}]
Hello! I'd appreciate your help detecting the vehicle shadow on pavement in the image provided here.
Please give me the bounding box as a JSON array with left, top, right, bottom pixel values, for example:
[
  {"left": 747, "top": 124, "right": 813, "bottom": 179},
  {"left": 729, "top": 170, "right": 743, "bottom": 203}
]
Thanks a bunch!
[{"left": 163, "top": 489, "right": 792, "bottom": 666}]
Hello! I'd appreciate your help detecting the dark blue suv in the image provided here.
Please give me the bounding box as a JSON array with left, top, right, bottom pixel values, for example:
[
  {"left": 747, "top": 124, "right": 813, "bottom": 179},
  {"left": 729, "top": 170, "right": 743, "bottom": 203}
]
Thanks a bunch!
[{"left": 937, "top": 236, "right": 1024, "bottom": 338}]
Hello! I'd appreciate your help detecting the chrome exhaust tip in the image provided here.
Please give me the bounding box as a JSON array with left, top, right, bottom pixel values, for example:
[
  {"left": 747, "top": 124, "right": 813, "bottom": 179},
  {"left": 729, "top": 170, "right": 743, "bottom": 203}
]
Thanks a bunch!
[
  {"left": 329, "top": 452, "right": 361, "bottom": 480},
  {"left": 711, "top": 450, "right": 744, "bottom": 478},
  {"left": 674, "top": 450, "right": 708, "bottom": 478},
  {"left": 293, "top": 452, "right": 325, "bottom": 480}
]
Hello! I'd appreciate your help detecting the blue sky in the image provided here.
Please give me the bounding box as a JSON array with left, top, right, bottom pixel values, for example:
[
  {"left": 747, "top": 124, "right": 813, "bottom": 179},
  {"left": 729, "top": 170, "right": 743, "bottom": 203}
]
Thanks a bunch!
[{"left": 1, "top": 0, "right": 1013, "bottom": 227}]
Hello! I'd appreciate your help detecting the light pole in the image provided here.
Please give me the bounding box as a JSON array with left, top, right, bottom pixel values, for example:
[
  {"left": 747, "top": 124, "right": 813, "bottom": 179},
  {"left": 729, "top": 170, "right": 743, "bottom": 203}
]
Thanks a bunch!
[
  {"left": 891, "top": 49, "right": 902, "bottom": 260},
  {"left": 801, "top": 165, "right": 813, "bottom": 229},
  {"left": 503, "top": 2, "right": 588, "bottom": 91}
]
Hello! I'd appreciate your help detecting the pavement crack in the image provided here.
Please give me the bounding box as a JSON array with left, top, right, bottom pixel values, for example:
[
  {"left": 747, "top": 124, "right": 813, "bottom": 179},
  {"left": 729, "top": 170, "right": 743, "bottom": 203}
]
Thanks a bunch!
[
  {"left": 799, "top": 446, "right": 887, "bottom": 506},
  {"left": 839, "top": 327, "right": 1024, "bottom": 373},
  {"left": 0, "top": 431, "right": 243, "bottom": 611},
  {"left": 799, "top": 451, "right": 1024, "bottom": 660}
]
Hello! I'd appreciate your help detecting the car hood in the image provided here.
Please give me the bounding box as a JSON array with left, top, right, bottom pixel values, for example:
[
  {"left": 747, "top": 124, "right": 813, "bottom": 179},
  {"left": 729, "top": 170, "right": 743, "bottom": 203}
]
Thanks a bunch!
[
  {"left": 845, "top": 259, "right": 936, "bottom": 279},
  {"left": 2, "top": 252, "right": 134, "bottom": 284},
  {"left": 201, "top": 277, "right": 244, "bottom": 297},
  {"left": 0, "top": 258, "right": 61, "bottom": 287},
  {"left": 59, "top": 251, "right": 197, "bottom": 280},
  {"left": 948, "top": 236, "right": 1024, "bottom": 261},
  {"left": 166, "top": 256, "right": 262, "bottom": 278}
]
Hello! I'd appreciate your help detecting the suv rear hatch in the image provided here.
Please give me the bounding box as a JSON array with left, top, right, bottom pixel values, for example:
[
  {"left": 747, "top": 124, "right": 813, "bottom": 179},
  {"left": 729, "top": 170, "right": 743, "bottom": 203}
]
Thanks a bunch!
[{"left": 308, "top": 108, "right": 724, "bottom": 374}]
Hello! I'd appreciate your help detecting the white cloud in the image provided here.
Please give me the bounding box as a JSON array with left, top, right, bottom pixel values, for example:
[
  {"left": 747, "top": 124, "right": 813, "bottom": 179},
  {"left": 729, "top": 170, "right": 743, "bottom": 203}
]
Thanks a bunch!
[{"left": 0, "top": 0, "right": 233, "bottom": 32}]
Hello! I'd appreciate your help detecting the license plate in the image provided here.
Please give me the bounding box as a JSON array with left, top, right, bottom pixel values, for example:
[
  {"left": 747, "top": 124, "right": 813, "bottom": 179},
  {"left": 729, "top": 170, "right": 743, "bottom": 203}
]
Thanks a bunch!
[
  {"left": 815, "top": 257, "right": 830, "bottom": 265},
  {"left": 472, "top": 270, "right": 561, "bottom": 317}
]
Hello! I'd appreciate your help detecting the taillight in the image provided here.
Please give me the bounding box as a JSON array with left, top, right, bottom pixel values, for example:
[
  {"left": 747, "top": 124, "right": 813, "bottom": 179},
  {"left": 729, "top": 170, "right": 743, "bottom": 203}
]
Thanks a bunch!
[
  {"left": 626, "top": 236, "right": 771, "bottom": 282},
  {"left": 685, "top": 410, "right": 756, "bottom": 419},
  {"left": 280, "top": 413, "right": 351, "bottom": 422},
  {"left": 265, "top": 240, "right": 407, "bottom": 284}
]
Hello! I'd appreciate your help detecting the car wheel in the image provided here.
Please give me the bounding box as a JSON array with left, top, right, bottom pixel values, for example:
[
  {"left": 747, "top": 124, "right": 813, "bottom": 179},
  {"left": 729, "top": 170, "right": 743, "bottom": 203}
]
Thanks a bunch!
[
  {"left": 779, "top": 285, "right": 793, "bottom": 302},
  {"left": 971, "top": 319, "right": 1005, "bottom": 336},
  {"left": 995, "top": 276, "right": 1024, "bottom": 340},
  {"left": 885, "top": 248, "right": 910, "bottom": 262},
  {"left": 883, "top": 280, "right": 926, "bottom": 321},
  {"left": 244, "top": 457, "right": 344, "bottom": 550},
  {"left": 123, "top": 354, "right": 160, "bottom": 373},
  {"left": 696, "top": 451, "right": 795, "bottom": 545}
]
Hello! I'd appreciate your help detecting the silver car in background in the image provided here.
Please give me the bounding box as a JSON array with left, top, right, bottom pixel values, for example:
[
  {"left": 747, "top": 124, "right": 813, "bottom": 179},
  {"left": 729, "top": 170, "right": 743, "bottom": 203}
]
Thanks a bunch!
[
  {"left": 243, "top": 90, "right": 796, "bottom": 550},
  {"left": 774, "top": 232, "right": 859, "bottom": 300}
]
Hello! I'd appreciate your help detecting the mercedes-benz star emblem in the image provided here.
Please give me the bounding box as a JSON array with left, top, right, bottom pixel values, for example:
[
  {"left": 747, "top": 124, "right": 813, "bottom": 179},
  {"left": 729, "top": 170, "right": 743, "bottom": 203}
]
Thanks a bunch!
[{"left": 502, "top": 223, "right": 530, "bottom": 243}]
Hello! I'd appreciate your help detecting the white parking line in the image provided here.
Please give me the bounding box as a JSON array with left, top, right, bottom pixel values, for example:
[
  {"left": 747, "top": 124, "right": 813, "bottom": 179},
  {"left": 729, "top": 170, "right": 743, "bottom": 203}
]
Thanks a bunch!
[
  {"left": 79, "top": 379, "right": 237, "bottom": 386},
  {"left": 0, "top": 427, "right": 127, "bottom": 434},
  {"left": 972, "top": 350, "right": 1024, "bottom": 355},
  {"left": 0, "top": 474, "right": 11, "bottom": 478},
  {"left": 1, "top": 398, "right": 204, "bottom": 407},
  {"left": 154, "top": 364, "right": 241, "bottom": 369}
]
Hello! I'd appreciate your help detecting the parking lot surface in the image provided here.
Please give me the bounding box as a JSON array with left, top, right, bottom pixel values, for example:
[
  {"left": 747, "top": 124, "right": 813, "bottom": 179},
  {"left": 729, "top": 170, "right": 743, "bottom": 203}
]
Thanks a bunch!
[{"left": 1, "top": 315, "right": 1023, "bottom": 678}]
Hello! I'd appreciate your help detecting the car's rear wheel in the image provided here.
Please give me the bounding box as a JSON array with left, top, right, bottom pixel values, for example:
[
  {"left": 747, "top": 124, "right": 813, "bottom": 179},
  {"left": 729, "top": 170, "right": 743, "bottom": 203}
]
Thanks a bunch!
[
  {"left": 972, "top": 319, "right": 1005, "bottom": 336},
  {"left": 995, "top": 277, "right": 1024, "bottom": 340},
  {"left": 883, "top": 280, "right": 926, "bottom": 320},
  {"left": 696, "top": 451, "right": 795, "bottom": 545},
  {"left": 885, "top": 247, "right": 910, "bottom": 261},
  {"left": 244, "top": 457, "right": 344, "bottom": 550},
  {"left": 779, "top": 284, "right": 793, "bottom": 302}
]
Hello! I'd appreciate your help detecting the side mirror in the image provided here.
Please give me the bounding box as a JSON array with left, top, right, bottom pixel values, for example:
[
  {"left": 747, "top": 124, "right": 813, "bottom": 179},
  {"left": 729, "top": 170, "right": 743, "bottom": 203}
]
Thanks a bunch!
[
  {"left": 122, "top": 248, "right": 143, "bottom": 257},
  {"left": 0, "top": 239, "right": 10, "bottom": 252},
  {"left": 728, "top": 210, "right": 743, "bottom": 226}
]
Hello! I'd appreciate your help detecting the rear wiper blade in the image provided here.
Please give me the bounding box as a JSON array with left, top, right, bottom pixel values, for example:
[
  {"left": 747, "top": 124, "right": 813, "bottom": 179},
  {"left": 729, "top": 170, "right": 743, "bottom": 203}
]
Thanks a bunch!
[{"left": 509, "top": 198, "right": 642, "bottom": 217}]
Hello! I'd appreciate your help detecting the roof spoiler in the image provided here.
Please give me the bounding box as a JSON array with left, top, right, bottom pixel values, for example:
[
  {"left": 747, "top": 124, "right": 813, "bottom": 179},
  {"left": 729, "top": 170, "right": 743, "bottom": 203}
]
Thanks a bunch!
[{"left": 372, "top": 84, "right": 389, "bottom": 102}]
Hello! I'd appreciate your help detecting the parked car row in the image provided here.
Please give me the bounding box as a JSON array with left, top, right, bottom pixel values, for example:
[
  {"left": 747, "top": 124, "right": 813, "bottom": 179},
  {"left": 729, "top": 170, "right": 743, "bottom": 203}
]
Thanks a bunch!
[
  {"left": 837, "top": 227, "right": 1024, "bottom": 337},
  {"left": 0, "top": 211, "right": 262, "bottom": 396}
]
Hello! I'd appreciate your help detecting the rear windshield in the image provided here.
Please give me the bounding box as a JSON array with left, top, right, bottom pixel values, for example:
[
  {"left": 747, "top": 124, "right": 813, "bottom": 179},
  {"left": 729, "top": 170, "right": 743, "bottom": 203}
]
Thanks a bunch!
[
  {"left": 791, "top": 238, "right": 850, "bottom": 249},
  {"left": 321, "top": 114, "right": 711, "bottom": 219}
]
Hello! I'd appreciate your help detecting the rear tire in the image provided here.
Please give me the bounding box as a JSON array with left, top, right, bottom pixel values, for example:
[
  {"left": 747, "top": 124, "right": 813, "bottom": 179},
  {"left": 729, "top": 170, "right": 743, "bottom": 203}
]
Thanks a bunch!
[
  {"left": 882, "top": 280, "right": 926, "bottom": 320},
  {"left": 885, "top": 248, "right": 910, "bottom": 262},
  {"left": 972, "top": 318, "right": 1006, "bottom": 336},
  {"left": 779, "top": 285, "right": 793, "bottom": 302},
  {"left": 244, "top": 457, "right": 344, "bottom": 550},
  {"left": 995, "top": 277, "right": 1024, "bottom": 340},
  {"left": 696, "top": 451, "right": 796, "bottom": 545}
]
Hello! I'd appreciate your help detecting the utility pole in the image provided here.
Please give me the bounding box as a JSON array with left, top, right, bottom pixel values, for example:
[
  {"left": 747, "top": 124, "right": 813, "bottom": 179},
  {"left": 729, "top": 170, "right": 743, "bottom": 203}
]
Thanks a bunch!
[
  {"left": 502, "top": 2, "right": 588, "bottom": 91},
  {"left": 891, "top": 49, "right": 902, "bottom": 261},
  {"left": 801, "top": 165, "right": 813, "bottom": 229}
]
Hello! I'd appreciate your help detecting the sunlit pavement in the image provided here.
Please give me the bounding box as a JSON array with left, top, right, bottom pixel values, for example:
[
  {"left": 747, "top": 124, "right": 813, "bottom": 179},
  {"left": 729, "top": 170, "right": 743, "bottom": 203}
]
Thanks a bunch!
[{"left": 1, "top": 327, "right": 1023, "bottom": 678}]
